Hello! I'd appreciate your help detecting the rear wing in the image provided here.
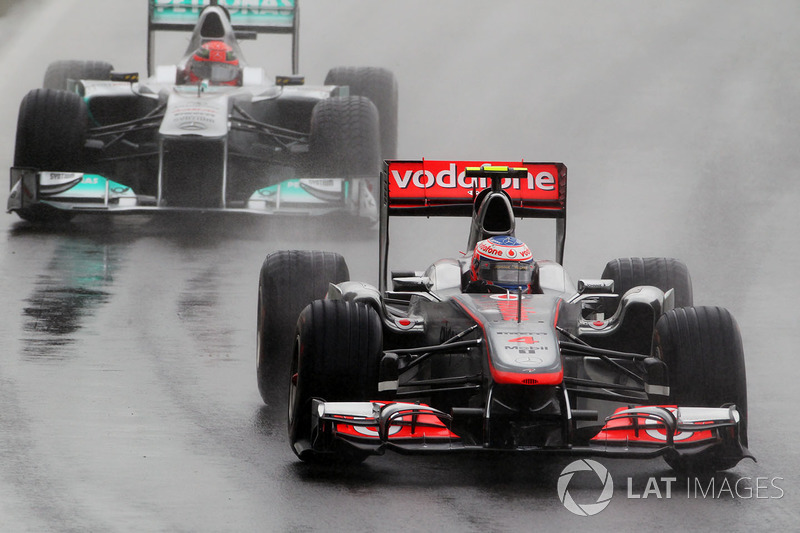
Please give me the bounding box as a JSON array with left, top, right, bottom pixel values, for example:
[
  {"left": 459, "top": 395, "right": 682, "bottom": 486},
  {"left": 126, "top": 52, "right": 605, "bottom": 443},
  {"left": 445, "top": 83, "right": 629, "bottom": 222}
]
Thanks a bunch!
[
  {"left": 147, "top": 0, "right": 300, "bottom": 76},
  {"left": 379, "top": 160, "right": 568, "bottom": 292}
]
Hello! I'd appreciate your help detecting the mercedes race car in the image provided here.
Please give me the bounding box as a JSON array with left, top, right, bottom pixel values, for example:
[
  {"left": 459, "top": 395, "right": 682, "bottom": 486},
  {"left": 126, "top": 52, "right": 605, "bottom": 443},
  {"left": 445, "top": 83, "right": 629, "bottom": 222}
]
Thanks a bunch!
[
  {"left": 8, "top": 0, "right": 397, "bottom": 223},
  {"left": 257, "top": 160, "right": 751, "bottom": 472}
]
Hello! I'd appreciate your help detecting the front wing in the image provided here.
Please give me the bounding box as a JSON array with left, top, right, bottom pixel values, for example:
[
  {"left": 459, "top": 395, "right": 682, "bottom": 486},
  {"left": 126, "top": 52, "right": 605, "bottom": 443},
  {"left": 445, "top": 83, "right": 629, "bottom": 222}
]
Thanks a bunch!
[
  {"left": 8, "top": 168, "right": 377, "bottom": 220},
  {"left": 310, "top": 400, "right": 751, "bottom": 462}
]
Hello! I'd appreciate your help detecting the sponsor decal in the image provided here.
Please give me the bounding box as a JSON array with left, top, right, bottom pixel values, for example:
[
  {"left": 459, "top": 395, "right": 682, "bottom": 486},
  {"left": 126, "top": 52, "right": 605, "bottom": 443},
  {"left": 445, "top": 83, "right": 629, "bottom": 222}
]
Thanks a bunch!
[
  {"left": 514, "top": 356, "right": 544, "bottom": 364},
  {"left": 386, "top": 160, "right": 562, "bottom": 207},
  {"left": 389, "top": 163, "right": 555, "bottom": 192},
  {"left": 303, "top": 179, "right": 335, "bottom": 188},
  {"left": 495, "top": 299, "right": 532, "bottom": 322},
  {"left": 642, "top": 408, "right": 695, "bottom": 442},
  {"left": 476, "top": 239, "right": 532, "bottom": 261},
  {"left": 591, "top": 406, "right": 719, "bottom": 445},
  {"left": 153, "top": 0, "right": 295, "bottom": 15},
  {"left": 489, "top": 293, "right": 519, "bottom": 301},
  {"left": 161, "top": 97, "right": 229, "bottom": 137},
  {"left": 352, "top": 424, "right": 402, "bottom": 438},
  {"left": 505, "top": 345, "right": 548, "bottom": 355},
  {"left": 151, "top": 0, "right": 296, "bottom": 26},
  {"left": 41, "top": 172, "right": 82, "bottom": 185},
  {"left": 333, "top": 407, "right": 457, "bottom": 441},
  {"left": 476, "top": 294, "right": 537, "bottom": 321},
  {"left": 173, "top": 106, "right": 217, "bottom": 129},
  {"left": 503, "top": 333, "right": 549, "bottom": 355},
  {"left": 507, "top": 336, "right": 538, "bottom": 344}
]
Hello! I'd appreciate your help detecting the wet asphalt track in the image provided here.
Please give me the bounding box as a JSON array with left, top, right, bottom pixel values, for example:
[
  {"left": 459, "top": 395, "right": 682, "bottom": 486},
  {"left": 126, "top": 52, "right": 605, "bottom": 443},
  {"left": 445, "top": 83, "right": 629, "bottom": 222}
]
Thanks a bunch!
[{"left": 0, "top": 1, "right": 799, "bottom": 531}]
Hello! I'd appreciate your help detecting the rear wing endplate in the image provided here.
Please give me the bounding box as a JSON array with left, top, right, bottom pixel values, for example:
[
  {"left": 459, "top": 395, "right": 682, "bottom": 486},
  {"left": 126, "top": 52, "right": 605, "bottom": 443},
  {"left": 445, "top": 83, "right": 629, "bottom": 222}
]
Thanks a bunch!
[
  {"left": 378, "top": 160, "right": 568, "bottom": 293},
  {"left": 147, "top": 0, "right": 300, "bottom": 76}
]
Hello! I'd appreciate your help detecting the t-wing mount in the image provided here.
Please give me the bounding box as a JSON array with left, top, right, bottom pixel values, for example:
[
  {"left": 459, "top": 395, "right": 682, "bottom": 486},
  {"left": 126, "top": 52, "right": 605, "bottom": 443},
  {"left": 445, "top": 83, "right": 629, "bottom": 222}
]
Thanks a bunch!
[{"left": 464, "top": 165, "right": 527, "bottom": 252}]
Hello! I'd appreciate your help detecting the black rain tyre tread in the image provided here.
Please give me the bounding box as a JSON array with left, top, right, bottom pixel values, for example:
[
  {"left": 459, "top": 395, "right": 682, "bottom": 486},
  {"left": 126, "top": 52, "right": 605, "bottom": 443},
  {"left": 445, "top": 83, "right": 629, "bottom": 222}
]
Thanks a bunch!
[
  {"left": 309, "top": 96, "right": 380, "bottom": 178},
  {"left": 654, "top": 306, "right": 748, "bottom": 471},
  {"left": 43, "top": 60, "right": 114, "bottom": 90},
  {"left": 289, "top": 299, "right": 382, "bottom": 463},
  {"left": 257, "top": 250, "right": 349, "bottom": 404},
  {"left": 13, "top": 88, "right": 88, "bottom": 223},
  {"left": 602, "top": 257, "right": 693, "bottom": 316},
  {"left": 324, "top": 66, "right": 398, "bottom": 159},
  {"left": 14, "top": 89, "right": 88, "bottom": 170}
]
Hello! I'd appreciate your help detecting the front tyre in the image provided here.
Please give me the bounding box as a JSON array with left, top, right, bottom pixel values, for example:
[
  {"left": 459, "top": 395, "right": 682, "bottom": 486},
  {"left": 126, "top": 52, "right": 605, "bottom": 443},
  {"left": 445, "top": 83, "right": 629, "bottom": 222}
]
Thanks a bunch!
[
  {"left": 289, "top": 299, "right": 382, "bottom": 463},
  {"left": 654, "top": 306, "right": 748, "bottom": 472}
]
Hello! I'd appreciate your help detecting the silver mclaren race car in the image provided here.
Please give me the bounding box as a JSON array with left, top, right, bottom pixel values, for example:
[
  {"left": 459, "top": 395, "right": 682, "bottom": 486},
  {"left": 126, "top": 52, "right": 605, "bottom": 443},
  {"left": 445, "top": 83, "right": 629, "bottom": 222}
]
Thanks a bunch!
[{"left": 258, "top": 160, "right": 751, "bottom": 472}]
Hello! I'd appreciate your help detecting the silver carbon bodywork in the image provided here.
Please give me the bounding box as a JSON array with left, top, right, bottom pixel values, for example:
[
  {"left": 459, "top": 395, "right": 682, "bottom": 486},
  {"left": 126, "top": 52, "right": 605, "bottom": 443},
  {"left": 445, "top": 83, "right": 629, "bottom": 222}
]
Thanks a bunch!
[
  {"left": 285, "top": 162, "right": 751, "bottom": 468},
  {"left": 8, "top": 3, "right": 379, "bottom": 221}
]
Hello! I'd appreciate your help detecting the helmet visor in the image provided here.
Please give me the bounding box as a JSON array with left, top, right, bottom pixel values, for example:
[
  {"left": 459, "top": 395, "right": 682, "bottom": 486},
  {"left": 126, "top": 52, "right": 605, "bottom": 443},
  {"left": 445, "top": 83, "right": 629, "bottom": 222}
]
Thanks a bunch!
[
  {"left": 478, "top": 261, "right": 534, "bottom": 287},
  {"left": 190, "top": 61, "right": 240, "bottom": 83}
]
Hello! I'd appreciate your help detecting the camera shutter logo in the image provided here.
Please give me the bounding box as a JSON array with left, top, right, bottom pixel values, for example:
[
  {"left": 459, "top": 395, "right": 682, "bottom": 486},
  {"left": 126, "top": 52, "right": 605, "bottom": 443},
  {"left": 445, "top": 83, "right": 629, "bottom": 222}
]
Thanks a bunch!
[{"left": 557, "top": 459, "right": 614, "bottom": 516}]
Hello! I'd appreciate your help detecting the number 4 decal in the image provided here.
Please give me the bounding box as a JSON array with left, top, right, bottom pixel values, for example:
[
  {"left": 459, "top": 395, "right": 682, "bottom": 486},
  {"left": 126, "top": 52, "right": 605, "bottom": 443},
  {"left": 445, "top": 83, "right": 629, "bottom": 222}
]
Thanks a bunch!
[{"left": 508, "top": 336, "right": 538, "bottom": 344}]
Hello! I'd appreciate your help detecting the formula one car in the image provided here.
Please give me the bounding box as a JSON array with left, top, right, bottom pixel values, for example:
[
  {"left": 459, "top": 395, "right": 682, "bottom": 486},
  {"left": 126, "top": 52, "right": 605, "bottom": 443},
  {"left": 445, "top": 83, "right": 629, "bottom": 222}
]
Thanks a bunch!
[
  {"left": 8, "top": 0, "right": 397, "bottom": 222},
  {"left": 257, "top": 160, "right": 751, "bottom": 472}
]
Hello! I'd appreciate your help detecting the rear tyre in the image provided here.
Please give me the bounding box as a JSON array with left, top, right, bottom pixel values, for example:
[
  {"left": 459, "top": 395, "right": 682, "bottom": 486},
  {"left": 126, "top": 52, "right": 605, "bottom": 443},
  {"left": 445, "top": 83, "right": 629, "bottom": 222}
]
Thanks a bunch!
[
  {"left": 324, "top": 66, "right": 398, "bottom": 159},
  {"left": 43, "top": 60, "right": 114, "bottom": 90},
  {"left": 288, "top": 299, "right": 382, "bottom": 463},
  {"left": 309, "top": 96, "right": 380, "bottom": 178},
  {"left": 13, "top": 89, "right": 88, "bottom": 223},
  {"left": 601, "top": 257, "right": 693, "bottom": 316},
  {"left": 654, "top": 306, "right": 748, "bottom": 472},
  {"left": 257, "top": 251, "right": 349, "bottom": 404}
]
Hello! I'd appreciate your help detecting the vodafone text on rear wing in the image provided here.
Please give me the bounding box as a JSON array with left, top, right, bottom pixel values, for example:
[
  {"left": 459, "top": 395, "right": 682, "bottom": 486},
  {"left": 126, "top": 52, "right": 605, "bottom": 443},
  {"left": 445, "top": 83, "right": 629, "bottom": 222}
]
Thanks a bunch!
[
  {"left": 378, "top": 160, "right": 568, "bottom": 292},
  {"left": 147, "top": 0, "right": 299, "bottom": 75}
]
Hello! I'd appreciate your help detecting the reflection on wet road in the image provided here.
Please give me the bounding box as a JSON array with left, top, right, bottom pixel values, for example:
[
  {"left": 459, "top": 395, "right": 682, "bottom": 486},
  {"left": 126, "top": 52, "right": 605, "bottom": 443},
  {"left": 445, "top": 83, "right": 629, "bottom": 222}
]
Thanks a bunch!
[{"left": 22, "top": 239, "right": 119, "bottom": 357}]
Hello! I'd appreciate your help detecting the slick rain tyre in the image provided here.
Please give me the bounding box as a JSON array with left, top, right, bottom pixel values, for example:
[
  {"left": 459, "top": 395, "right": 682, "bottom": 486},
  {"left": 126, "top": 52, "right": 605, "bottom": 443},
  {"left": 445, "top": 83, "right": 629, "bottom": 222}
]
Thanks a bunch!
[
  {"left": 288, "top": 299, "right": 382, "bottom": 464},
  {"left": 654, "top": 306, "right": 748, "bottom": 472},
  {"left": 602, "top": 257, "right": 693, "bottom": 316},
  {"left": 43, "top": 60, "right": 114, "bottom": 90},
  {"left": 324, "top": 66, "right": 399, "bottom": 159},
  {"left": 14, "top": 89, "right": 88, "bottom": 170},
  {"left": 256, "top": 251, "right": 349, "bottom": 404},
  {"left": 309, "top": 96, "right": 380, "bottom": 178}
]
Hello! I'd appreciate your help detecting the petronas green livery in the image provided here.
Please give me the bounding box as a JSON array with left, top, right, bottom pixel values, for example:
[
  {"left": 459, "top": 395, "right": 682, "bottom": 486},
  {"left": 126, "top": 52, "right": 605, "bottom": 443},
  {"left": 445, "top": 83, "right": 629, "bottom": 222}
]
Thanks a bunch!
[{"left": 8, "top": 1, "right": 397, "bottom": 222}]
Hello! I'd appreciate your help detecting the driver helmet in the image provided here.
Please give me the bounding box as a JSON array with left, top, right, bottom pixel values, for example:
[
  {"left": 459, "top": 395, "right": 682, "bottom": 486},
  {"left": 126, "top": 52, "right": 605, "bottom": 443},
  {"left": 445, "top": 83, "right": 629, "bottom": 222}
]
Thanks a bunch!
[
  {"left": 470, "top": 236, "right": 535, "bottom": 291},
  {"left": 186, "top": 41, "right": 241, "bottom": 86}
]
